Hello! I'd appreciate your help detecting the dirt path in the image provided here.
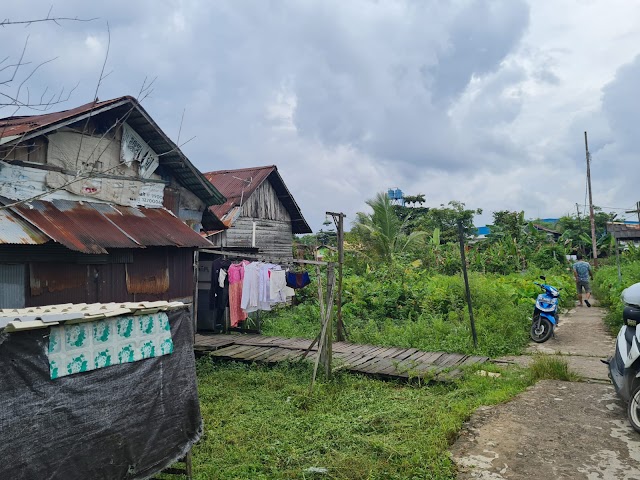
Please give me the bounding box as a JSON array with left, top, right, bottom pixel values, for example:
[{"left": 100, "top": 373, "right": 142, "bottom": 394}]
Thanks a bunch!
[{"left": 451, "top": 305, "right": 640, "bottom": 479}]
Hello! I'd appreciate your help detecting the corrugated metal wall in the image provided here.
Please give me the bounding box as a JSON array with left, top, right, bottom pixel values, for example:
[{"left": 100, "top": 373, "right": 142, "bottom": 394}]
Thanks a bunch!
[
  {"left": 0, "top": 264, "right": 26, "bottom": 308},
  {"left": 21, "top": 247, "right": 195, "bottom": 306}
]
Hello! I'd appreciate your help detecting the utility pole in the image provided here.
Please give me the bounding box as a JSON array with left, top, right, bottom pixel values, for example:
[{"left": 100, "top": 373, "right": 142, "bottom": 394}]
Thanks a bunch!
[
  {"left": 584, "top": 131, "right": 598, "bottom": 267},
  {"left": 625, "top": 201, "right": 640, "bottom": 224},
  {"left": 326, "top": 211, "right": 346, "bottom": 341}
]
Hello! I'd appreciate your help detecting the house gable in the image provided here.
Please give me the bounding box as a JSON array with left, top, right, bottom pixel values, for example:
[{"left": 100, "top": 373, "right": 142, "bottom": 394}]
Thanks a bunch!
[{"left": 0, "top": 96, "right": 226, "bottom": 230}]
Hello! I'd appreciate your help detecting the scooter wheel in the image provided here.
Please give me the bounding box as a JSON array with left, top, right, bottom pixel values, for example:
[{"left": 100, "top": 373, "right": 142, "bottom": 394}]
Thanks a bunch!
[
  {"left": 628, "top": 384, "right": 640, "bottom": 434},
  {"left": 530, "top": 316, "right": 553, "bottom": 343}
]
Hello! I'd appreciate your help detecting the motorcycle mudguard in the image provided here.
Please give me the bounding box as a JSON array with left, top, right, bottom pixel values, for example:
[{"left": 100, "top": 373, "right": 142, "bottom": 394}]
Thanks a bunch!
[{"left": 540, "top": 312, "right": 556, "bottom": 325}]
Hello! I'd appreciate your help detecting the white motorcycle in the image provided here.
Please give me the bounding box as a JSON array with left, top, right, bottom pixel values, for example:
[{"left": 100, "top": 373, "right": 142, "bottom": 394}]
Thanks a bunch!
[{"left": 606, "top": 282, "right": 640, "bottom": 433}]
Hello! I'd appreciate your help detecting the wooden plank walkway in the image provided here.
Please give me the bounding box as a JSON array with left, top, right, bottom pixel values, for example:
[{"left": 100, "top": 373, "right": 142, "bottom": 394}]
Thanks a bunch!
[{"left": 194, "top": 333, "right": 489, "bottom": 382}]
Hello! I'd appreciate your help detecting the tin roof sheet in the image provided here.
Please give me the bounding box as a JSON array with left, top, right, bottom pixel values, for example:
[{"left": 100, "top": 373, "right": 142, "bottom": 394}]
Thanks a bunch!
[
  {"left": 10, "top": 199, "right": 212, "bottom": 254},
  {"left": 0, "top": 209, "right": 49, "bottom": 245},
  {"left": 204, "top": 165, "right": 312, "bottom": 234},
  {"left": 0, "top": 301, "right": 186, "bottom": 331},
  {"left": 607, "top": 222, "right": 640, "bottom": 239}
]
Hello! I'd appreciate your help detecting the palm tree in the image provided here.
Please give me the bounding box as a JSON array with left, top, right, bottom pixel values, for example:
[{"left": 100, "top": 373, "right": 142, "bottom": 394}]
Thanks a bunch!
[{"left": 353, "top": 192, "right": 427, "bottom": 262}]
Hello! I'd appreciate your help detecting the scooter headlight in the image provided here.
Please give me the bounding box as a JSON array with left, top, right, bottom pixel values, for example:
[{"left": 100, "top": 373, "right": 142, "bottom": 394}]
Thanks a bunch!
[{"left": 625, "top": 318, "right": 638, "bottom": 327}]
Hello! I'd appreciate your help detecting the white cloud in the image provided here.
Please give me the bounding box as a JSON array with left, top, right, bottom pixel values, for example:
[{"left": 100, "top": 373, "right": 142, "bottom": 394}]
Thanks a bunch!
[{"left": 2, "top": 0, "right": 640, "bottom": 230}]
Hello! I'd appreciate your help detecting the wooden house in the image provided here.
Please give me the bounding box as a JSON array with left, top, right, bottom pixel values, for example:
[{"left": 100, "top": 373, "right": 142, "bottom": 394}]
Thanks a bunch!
[
  {"left": 203, "top": 165, "right": 312, "bottom": 259},
  {"left": 196, "top": 166, "right": 311, "bottom": 332},
  {"left": 0, "top": 96, "right": 225, "bottom": 308}
]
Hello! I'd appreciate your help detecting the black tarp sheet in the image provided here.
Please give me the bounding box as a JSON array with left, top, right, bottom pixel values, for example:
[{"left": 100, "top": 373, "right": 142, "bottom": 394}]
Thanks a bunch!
[{"left": 0, "top": 307, "right": 202, "bottom": 480}]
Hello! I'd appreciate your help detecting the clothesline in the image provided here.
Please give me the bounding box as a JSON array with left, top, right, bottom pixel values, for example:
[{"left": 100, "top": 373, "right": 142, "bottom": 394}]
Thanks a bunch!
[{"left": 200, "top": 249, "right": 333, "bottom": 266}]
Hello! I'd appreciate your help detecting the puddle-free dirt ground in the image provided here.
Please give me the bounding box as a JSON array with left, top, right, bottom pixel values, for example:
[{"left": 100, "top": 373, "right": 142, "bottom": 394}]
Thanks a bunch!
[{"left": 451, "top": 306, "right": 640, "bottom": 479}]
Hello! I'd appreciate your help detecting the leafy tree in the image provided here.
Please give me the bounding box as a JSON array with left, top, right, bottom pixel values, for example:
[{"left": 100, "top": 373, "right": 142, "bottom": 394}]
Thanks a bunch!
[
  {"left": 557, "top": 207, "right": 616, "bottom": 257},
  {"left": 352, "top": 192, "right": 427, "bottom": 262},
  {"left": 416, "top": 201, "right": 482, "bottom": 244},
  {"left": 403, "top": 193, "right": 426, "bottom": 206},
  {"left": 489, "top": 210, "right": 525, "bottom": 242}
]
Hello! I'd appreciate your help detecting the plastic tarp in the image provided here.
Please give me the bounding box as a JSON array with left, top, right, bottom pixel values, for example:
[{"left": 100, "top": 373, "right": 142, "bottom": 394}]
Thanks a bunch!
[{"left": 0, "top": 307, "right": 202, "bottom": 480}]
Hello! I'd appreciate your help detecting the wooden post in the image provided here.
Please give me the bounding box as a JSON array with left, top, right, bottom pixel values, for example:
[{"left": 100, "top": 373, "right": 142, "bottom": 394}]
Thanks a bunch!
[
  {"left": 192, "top": 250, "right": 200, "bottom": 341},
  {"left": 584, "top": 132, "right": 598, "bottom": 267},
  {"left": 616, "top": 238, "right": 622, "bottom": 283},
  {"left": 326, "top": 211, "right": 346, "bottom": 341},
  {"left": 322, "top": 264, "right": 335, "bottom": 378},
  {"left": 311, "top": 264, "right": 336, "bottom": 390},
  {"left": 457, "top": 221, "right": 478, "bottom": 349}
]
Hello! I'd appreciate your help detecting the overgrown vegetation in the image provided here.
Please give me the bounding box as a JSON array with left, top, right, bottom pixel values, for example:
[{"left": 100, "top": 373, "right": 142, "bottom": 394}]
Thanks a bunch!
[
  {"left": 191, "top": 359, "right": 533, "bottom": 480},
  {"left": 282, "top": 192, "right": 620, "bottom": 357},
  {"left": 263, "top": 267, "right": 576, "bottom": 357},
  {"left": 593, "top": 247, "right": 640, "bottom": 333}
]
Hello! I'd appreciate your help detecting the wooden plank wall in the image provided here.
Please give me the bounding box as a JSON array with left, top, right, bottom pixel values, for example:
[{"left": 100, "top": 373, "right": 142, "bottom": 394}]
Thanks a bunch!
[
  {"left": 211, "top": 180, "right": 295, "bottom": 260},
  {"left": 241, "top": 180, "right": 291, "bottom": 222}
]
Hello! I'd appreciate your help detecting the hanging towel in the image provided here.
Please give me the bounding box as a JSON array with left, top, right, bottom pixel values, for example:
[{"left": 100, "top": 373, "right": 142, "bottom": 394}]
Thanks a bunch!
[{"left": 269, "top": 269, "right": 288, "bottom": 303}]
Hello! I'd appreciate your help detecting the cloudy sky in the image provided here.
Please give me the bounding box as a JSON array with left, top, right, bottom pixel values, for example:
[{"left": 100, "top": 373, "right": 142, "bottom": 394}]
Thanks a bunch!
[{"left": 2, "top": 1, "right": 640, "bottom": 230}]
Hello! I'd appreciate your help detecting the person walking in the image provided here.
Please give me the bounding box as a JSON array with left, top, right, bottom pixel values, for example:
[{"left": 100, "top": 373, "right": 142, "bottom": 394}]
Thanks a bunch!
[{"left": 572, "top": 253, "right": 593, "bottom": 307}]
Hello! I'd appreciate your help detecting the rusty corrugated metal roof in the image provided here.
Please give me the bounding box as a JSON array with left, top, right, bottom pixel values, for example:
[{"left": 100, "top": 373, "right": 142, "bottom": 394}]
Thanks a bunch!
[
  {"left": 204, "top": 165, "right": 312, "bottom": 234},
  {"left": 10, "top": 199, "right": 212, "bottom": 254},
  {"left": 0, "top": 98, "right": 128, "bottom": 139},
  {"left": 0, "top": 209, "right": 49, "bottom": 245},
  {"left": 204, "top": 166, "right": 274, "bottom": 220}
]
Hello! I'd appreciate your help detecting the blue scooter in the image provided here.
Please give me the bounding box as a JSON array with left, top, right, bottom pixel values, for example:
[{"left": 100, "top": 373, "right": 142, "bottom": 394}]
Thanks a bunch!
[{"left": 530, "top": 276, "right": 560, "bottom": 343}]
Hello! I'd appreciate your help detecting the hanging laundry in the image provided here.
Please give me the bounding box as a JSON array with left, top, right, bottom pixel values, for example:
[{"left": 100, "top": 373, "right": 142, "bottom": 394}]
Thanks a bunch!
[
  {"left": 229, "top": 261, "right": 249, "bottom": 327},
  {"left": 241, "top": 262, "right": 261, "bottom": 313},
  {"left": 269, "top": 269, "right": 293, "bottom": 303},
  {"left": 258, "top": 263, "right": 278, "bottom": 310},
  {"left": 286, "top": 271, "right": 311, "bottom": 289},
  {"left": 209, "top": 258, "right": 231, "bottom": 310}
]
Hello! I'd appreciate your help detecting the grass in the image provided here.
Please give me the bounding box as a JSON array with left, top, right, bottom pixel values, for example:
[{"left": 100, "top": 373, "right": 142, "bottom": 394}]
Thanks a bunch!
[
  {"left": 528, "top": 355, "right": 581, "bottom": 382},
  {"left": 189, "top": 358, "right": 534, "bottom": 480}
]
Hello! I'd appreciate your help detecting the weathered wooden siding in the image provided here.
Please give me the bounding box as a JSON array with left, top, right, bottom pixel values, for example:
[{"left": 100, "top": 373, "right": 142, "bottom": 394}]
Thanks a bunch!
[
  {"left": 207, "top": 180, "right": 294, "bottom": 259},
  {"left": 241, "top": 180, "right": 291, "bottom": 222},
  {"left": 210, "top": 217, "right": 294, "bottom": 260},
  {"left": 0, "top": 137, "right": 47, "bottom": 164}
]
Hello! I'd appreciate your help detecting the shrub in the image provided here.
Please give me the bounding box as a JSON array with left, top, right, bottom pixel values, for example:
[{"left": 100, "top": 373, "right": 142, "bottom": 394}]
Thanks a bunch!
[{"left": 263, "top": 263, "right": 576, "bottom": 358}]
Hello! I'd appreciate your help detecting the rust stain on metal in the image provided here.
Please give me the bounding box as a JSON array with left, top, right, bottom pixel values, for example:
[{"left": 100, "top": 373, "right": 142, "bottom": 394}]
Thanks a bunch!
[
  {"left": 0, "top": 209, "right": 49, "bottom": 245},
  {"left": 125, "top": 250, "right": 170, "bottom": 294},
  {"left": 30, "top": 263, "right": 87, "bottom": 296},
  {"left": 0, "top": 97, "right": 130, "bottom": 139},
  {"left": 10, "top": 199, "right": 211, "bottom": 254},
  {"left": 204, "top": 166, "right": 274, "bottom": 221}
]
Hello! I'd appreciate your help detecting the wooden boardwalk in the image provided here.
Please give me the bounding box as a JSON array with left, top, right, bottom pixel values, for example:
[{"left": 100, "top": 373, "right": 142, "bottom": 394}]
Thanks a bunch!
[{"left": 194, "top": 333, "right": 489, "bottom": 382}]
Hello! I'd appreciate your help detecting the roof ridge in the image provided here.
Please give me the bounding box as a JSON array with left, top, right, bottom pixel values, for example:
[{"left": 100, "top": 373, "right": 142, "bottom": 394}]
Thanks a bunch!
[{"left": 204, "top": 165, "right": 276, "bottom": 175}]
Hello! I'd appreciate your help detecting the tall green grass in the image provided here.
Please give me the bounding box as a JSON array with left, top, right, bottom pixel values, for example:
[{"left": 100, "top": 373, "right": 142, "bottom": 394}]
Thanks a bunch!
[
  {"left": 593, "top": 261, "right": 640, "bottom": 333},
  {"left": 529, "top": 355, "right": 581, "bottom": 382},
  {"left": 263, "top": 267, "right": 576, "bottom": 357},
  {"left": 191, "top": 359, "right": 532, "bottom": 480}
]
